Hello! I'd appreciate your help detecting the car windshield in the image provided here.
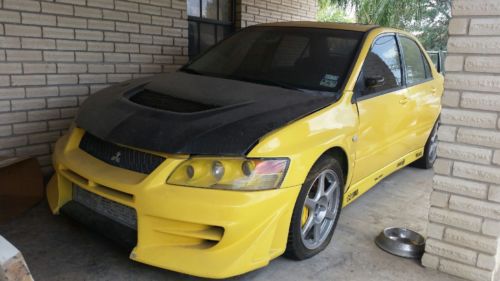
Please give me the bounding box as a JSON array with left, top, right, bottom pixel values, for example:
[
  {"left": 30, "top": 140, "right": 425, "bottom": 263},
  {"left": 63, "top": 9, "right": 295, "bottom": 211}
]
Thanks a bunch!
[{"left": 182, "top": 27, "right": 364, "bottom": 94}]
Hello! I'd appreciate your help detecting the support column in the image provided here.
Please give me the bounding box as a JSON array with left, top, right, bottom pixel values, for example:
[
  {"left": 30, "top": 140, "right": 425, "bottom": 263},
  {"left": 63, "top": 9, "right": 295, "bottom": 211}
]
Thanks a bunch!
[{"left": 422, "top": 1, "right": 500, "bottom": 281}]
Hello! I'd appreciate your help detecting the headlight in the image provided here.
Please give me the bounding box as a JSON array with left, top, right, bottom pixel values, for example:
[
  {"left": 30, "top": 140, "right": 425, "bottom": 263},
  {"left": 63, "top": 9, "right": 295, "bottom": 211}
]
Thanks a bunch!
[{"left": 167, "top": 157, "right": 289, "bottom": 190}]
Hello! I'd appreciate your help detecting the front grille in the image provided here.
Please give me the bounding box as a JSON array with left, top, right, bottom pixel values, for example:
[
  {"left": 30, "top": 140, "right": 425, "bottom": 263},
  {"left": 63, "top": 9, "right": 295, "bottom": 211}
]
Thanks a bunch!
[
  {"left": 79, "top": 133, "right": 165, "bottom": 174},
  {"left": 73, "top": 185, "right": 137, "bottom": 229}
]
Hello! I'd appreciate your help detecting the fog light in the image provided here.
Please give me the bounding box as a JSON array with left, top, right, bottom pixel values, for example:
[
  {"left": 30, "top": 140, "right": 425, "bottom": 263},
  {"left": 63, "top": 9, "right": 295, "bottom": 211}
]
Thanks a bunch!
[{"left": 212, "top": 161, "right": 224, "bottom": 181}]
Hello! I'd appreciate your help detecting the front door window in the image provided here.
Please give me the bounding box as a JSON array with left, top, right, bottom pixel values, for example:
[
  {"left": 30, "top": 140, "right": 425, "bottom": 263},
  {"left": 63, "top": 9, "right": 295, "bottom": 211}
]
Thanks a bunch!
[{"left": 357, "top": 35, "right": 403, "bottom": 97}]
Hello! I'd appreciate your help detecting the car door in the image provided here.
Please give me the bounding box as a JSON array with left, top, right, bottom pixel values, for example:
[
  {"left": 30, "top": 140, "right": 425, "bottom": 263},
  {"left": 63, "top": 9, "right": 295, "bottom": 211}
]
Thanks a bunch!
[
  {"left": 351, "top": 34, "right": 417, "bottom": 184},
  {"left": 399, "top": 36, "right": 441, "bottom": 149}
]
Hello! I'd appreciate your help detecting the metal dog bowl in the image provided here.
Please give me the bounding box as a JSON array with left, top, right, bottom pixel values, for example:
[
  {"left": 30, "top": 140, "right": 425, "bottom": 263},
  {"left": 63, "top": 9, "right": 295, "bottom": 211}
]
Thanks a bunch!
[{"left": 375, "top": 227, "right": 425, "bottom": 259}]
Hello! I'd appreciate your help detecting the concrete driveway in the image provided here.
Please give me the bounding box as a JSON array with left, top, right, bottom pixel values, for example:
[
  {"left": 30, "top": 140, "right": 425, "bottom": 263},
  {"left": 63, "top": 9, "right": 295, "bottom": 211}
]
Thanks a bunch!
[{"left": 0, "top": 167, "right": 461, "bottom": 281}]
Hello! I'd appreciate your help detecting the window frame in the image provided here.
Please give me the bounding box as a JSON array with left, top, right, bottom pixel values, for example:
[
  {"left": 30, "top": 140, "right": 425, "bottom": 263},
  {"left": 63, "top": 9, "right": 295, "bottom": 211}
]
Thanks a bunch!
[
  {"left": 354, "top": 32, "right": 436, "bottom": 103},
  {"left": 354, "top": 33, "right": 406, "bottom": 102},
  {"left": 397, "top": 34, "right": 434, "bottom": 88},
  {"left": 187, "top": 0, "right": 236, "bottom": 58}
]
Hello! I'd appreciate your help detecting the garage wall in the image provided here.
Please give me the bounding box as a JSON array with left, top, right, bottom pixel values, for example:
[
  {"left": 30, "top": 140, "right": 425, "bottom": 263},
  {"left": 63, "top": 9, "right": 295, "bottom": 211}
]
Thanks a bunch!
[
  {"left": 0, "top": 0, "right": 317, "bottom": 174},
  {"left": 236, "top": 0, "right": 316, "bottom": 28},
  {"left": 422, "top": 0, "right": 500, "bottom": 280},
  {"left": 0, "top": 0, "right": 189, "bottom": 173}
]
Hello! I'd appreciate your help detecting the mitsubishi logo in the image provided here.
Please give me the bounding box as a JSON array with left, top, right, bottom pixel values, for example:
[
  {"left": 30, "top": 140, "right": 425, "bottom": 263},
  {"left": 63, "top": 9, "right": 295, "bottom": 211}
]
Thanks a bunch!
[{"left": 111, "top": 151, "right": 121, "bottom": 163}]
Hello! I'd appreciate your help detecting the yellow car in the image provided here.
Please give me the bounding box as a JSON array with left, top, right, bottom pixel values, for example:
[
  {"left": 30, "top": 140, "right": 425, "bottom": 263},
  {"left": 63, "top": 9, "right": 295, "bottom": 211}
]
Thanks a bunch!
[{"left": 47, "top": 22, "right": 443, "bottom": 278}]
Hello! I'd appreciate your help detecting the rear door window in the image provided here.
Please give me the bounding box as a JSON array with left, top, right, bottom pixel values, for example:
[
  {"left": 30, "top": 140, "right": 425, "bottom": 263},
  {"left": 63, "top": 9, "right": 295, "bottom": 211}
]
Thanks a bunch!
[{"left": 400, "top": 37, "right": 430, "bottom": 85}]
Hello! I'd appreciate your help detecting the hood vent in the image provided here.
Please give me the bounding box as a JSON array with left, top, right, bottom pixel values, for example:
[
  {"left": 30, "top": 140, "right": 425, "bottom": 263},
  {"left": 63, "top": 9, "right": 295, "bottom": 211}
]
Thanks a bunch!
[{"left": 129, "top": 89, "right": 220, "bottom": 113}]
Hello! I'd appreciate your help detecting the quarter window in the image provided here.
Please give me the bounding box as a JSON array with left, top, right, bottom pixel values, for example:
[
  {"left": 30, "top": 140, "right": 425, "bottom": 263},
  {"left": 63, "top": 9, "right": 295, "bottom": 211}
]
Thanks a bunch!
[
  {"left": 358, "top": 35, "right": 402, "bottom": 96},
  {"left": 423, "top": 51, "right": 432, "bottom": 78},
  {"left": 400, "top": 37, "right": 429, "bottom": 85}
]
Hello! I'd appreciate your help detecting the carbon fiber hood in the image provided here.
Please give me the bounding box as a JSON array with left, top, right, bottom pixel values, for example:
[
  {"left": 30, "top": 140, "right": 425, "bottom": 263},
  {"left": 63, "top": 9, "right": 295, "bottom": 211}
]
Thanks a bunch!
[{"left": 75, "top": 72, "right": 337, "bottom": 155}]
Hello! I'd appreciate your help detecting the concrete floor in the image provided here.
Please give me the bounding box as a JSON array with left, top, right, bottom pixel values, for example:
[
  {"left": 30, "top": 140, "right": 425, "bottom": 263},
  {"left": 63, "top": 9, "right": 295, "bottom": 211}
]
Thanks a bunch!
[{"left": 0, "top": 167, "right": 462, "bottom": 281}]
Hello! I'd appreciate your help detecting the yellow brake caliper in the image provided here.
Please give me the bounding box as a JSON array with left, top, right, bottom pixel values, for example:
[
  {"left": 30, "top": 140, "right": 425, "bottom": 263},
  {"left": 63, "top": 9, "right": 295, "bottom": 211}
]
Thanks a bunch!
[{"left": 301, "top": 206, "right": 309, "bottom": 226}]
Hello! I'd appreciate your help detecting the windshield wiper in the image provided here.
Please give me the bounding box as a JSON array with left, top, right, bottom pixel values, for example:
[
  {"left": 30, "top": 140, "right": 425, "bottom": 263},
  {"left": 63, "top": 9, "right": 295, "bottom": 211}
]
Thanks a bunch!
[
  {"left": 179, "top": 71, "right": 303, "bottom": 91},
  {"left": 179, "top": 68, "right": 203, "bottom": 75},
  {"left": 232, "top": 76, "right": 303, "bottom": 91}
]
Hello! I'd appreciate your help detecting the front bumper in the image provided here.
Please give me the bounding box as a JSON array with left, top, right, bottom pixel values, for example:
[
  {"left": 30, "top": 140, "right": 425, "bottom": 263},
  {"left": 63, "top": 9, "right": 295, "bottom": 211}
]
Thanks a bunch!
[{"left": 47, "top": 130, "right": 301, "bottom": 278}]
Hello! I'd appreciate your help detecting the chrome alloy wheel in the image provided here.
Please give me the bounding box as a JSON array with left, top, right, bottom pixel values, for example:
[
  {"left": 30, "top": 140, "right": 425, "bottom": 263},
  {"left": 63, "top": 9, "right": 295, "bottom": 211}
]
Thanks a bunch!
[
  {"left": 300, "top": 169, "right": 341, "bottom": 250},
  {"left": 428, "top": 125, "right": 438, "bottom": 163}
]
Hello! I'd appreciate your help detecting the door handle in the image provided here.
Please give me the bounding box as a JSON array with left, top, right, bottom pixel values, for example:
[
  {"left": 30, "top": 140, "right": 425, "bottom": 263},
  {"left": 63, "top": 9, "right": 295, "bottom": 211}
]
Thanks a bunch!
[
  {"left": 399, "top": 97, "right": 409, "bottom": 104},
  {"left": 431, "top": 87, "right": 437, "bottom": 95}
]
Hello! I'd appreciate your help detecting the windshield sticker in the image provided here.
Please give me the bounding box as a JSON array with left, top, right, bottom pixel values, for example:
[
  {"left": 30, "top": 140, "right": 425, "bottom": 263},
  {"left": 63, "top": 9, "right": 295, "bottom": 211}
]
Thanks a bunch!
[{"left": 320, "top": 74, "right": 339, "bottom": 88}]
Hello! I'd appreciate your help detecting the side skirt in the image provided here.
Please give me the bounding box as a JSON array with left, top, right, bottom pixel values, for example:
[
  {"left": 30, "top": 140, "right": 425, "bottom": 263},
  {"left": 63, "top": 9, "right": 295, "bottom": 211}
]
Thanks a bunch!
[{"left": 342, "top": 147, "right": 425, "bottom": 207}]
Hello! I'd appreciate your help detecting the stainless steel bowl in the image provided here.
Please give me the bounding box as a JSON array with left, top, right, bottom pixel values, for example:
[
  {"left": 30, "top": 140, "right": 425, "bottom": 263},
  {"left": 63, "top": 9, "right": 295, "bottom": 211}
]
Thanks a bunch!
[{"left": 375, "top": 227, "right": 425, "bottom": 259}]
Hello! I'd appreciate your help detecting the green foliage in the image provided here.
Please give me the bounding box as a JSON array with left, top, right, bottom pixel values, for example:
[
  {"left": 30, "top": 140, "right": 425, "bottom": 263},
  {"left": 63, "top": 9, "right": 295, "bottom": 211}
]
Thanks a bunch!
[
  {"left": 321, "top": 0, "right": 451, "bottom": 51},
  {"left": 411, "top": 0, "right": 451, "bottom": 51},
  {"left": 317, "top": 3, "right": 354, "bottom": 23}
]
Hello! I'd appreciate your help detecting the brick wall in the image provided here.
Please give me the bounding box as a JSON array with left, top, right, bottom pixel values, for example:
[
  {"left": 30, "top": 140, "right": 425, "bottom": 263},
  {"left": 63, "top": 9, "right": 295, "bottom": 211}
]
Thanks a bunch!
[
  {"left": 0, "top": 0, "right": 189, "bottom": 174},
  {"left": 422, "top": 1, "right": 500, "bottom": 280},
  {"left": 0, "top": 0, "right": 316, "bottom": 174},
  {"left": 236, "top": 0, "right": 316, "bottom": 28}
]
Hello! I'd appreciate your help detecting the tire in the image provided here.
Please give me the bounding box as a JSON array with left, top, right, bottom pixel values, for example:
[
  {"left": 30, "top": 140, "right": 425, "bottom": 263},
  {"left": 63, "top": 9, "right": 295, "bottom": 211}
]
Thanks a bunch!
[
  {"left": 412, "top": 120, "right": 439, "bottom": 169},
  {"left": 284, "top": 156, "right": 344, "bottom": 260}
]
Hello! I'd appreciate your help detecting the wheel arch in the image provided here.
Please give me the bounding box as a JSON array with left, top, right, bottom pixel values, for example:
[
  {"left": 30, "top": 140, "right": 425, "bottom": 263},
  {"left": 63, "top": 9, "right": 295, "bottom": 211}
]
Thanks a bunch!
[{"left": 317, "top": 146, "right": 349, "bottom": 189}]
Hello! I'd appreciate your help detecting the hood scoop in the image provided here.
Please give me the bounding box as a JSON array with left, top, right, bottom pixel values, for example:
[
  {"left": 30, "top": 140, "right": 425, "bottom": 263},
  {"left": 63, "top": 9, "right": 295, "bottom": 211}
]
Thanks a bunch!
[
  {"left": 76, "top": 72, "right": 338, "bottom": 155},
  {"left": 129, "top": 89, "right": 220, "bottom": 113}
]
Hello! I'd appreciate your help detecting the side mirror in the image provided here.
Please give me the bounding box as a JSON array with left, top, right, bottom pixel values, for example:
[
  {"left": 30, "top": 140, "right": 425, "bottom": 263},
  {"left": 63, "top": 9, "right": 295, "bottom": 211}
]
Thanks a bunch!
[{"left": 365, "top": 76, "right": 385, "bottom": 88}]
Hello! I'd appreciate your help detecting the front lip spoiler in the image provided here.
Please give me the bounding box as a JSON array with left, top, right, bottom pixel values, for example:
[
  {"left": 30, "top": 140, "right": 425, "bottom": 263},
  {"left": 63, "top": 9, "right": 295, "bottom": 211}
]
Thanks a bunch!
[{"left": 60, "top": 201, "right": 137, "bottom": 250}]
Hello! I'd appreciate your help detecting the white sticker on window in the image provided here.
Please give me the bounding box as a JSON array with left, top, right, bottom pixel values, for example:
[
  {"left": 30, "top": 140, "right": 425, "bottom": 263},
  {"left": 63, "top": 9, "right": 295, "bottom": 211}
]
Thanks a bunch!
[{"left": 320, "top": 74, "right": 339, "bottom": 88}]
